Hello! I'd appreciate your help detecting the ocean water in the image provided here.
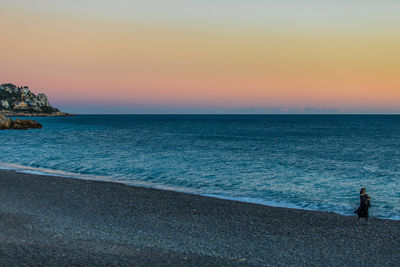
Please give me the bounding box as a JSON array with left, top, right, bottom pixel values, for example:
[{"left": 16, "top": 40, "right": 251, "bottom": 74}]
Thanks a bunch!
[{"left": 1, "top": 115, "right": 399, "bottom": 220}]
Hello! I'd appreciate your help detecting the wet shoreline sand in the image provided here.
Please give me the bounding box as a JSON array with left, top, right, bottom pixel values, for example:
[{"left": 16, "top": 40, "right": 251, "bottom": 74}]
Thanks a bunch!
[{"left": 0, "top": 169, "right": 399, "bottom": 266}]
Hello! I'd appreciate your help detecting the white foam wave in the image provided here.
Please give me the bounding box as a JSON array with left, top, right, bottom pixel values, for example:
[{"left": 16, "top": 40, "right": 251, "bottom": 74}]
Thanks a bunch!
[
  {"left": 0, "top": 163, "right": 111, "bottom": 182},
  {"left": 0, "top": 162, "right": 399, "bottom": 221}
]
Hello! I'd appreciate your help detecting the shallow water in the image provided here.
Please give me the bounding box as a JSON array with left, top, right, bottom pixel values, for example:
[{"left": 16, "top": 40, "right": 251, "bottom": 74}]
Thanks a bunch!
[{"left": 1, "top": 115, "right": 399, "bottom": 220}]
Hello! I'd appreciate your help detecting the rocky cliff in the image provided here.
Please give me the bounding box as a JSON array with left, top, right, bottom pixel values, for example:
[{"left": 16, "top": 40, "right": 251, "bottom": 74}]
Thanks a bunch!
[{"left": 0, "top": 83, "right": 73, "bottom": 116}]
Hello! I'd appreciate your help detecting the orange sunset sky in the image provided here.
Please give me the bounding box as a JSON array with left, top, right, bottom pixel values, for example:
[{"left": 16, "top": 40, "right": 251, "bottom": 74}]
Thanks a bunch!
[{"left": 1, "top": 0, "right": 399, "bottom": 113}]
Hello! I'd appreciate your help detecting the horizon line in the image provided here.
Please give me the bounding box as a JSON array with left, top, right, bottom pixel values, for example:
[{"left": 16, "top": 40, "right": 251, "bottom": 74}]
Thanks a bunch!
[{"left": 66, "top": 113, "right": 400, "bottom": 115}]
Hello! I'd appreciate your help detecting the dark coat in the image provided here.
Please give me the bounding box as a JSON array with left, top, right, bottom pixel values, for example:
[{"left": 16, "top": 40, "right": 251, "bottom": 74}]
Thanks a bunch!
[{"left": 355, "top": 194, "right": 371, "bottom": 218}]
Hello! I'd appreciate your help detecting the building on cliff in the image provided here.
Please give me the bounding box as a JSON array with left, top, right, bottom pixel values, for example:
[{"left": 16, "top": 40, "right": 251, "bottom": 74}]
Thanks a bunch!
[
  {"left": 0, "top": 83, "right": 67, "bottom": 115},
  {"left": 14, "top": 91, "right": 28, "bottom": 109}
]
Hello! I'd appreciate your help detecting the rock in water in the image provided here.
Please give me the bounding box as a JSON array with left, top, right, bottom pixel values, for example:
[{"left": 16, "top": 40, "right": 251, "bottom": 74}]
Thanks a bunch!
[
  {"left": 0, "top": 115, "right": 12, "bottom": 129},
  {"left": 0, "top": 115, "right": 42, "bottom": 130},
  {"left": 11, "top": 119, "right": 42, "bottom": 130}
]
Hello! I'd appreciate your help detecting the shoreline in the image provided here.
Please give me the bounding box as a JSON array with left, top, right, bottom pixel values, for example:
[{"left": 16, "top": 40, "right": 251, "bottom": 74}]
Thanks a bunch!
[
  {"left": 1, "top": 169, "right": 399, "bottom": 265},
  {"left": 0, "top": 164, "right": 398, "bottom": 222},
  {"left": 0, "top": 111, "right": 75, "bottom": 117}
]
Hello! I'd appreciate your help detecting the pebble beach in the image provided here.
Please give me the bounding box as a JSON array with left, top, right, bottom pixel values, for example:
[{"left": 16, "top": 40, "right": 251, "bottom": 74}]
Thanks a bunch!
[{"left": 0, "top": 169, "right": 399, "bottom": 266}]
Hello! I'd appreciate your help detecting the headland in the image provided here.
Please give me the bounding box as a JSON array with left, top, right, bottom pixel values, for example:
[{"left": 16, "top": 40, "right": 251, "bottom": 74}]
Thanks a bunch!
[{"left": 0, "top": 83, "right": 74, "bottom": 117}]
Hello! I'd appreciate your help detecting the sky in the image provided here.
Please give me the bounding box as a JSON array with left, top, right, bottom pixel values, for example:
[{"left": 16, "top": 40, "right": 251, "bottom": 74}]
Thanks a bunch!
[{"left": 1, "top": 0, "right": 399, "bottom": 114}]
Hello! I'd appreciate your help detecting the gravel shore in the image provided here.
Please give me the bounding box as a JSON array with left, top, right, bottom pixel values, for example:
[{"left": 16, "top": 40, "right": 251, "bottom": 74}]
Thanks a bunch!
[{"left": 0, "top": 169, "right": 399, "bottom": 266}]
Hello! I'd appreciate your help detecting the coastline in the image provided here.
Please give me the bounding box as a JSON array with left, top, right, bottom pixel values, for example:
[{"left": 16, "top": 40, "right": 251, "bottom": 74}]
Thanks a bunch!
[
  {"left": 1, "top": 163, "right": 398, "bottom": 221},
  {"left": 0, "top": 111, "right": 75, "bottom": 117},
  {"left": 1, "top": 169, "right": 399, "bottom": 265}
]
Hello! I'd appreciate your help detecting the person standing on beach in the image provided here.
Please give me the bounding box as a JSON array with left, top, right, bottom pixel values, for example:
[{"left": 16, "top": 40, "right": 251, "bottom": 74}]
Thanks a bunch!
[{"left": 354, "top": 188, "right": 371, "bottom": 224}]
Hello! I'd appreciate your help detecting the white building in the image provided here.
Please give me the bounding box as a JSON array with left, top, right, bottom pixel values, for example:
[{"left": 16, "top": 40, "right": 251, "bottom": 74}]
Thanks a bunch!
[{"left": 1, "top": 100, "right": 10, "bottom": 109}]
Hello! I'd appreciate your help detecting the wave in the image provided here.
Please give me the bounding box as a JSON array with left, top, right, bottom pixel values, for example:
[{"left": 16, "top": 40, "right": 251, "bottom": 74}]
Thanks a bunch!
[{"left": 1, "top": 162, "right": 398, "bottom": 221}]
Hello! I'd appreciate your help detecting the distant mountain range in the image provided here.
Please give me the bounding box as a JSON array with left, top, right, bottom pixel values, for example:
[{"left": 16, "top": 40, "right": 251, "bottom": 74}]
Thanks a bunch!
[{"left": 0, "top": 83, "right": 72, "bottom": 116}]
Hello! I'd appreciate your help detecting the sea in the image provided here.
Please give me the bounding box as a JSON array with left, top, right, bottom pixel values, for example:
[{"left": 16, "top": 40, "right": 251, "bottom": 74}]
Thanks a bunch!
[{"left": 1, "top": 115, "right": 399, "bottom": 220}]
